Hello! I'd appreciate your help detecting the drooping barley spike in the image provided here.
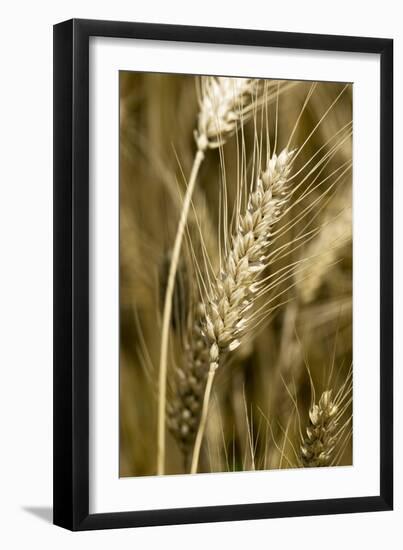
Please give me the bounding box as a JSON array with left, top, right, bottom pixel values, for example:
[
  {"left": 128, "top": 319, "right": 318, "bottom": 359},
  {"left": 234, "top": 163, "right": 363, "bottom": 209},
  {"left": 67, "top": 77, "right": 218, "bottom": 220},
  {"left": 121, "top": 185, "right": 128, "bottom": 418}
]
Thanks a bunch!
[
  {"left": 203, "top": 148, "right": 296, "bottom": 369},
  {"left": 167, "top": 309, "right": 210, "bottom": 461},
  {"left": 300, "top": 390, "right": 339, "bottom": 467}
]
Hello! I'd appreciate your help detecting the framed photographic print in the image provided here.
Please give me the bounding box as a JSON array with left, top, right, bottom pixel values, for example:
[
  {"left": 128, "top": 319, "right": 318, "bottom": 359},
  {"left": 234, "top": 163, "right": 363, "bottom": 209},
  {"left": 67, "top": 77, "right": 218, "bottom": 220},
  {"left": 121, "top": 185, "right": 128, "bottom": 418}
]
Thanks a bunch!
[{"left": 53, "top": 19, "right": 393, "bottom": 530}]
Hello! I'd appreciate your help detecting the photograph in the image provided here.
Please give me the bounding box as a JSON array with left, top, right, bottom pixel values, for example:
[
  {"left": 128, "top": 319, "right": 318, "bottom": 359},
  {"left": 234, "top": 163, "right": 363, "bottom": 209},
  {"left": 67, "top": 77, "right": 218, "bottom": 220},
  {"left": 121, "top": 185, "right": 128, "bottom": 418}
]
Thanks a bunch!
[
  {"left": 119, "top": 72, "right": 353, "bottom": 477},
  {"left": 0, "top": 0, "right": 396, "bottom": 543}
]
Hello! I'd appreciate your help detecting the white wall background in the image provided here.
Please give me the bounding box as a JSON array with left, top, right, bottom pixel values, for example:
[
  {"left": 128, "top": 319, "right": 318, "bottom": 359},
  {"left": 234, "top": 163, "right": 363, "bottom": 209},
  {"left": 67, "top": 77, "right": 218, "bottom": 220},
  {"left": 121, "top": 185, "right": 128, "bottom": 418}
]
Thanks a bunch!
[{"left": 0, "top": 1, "right": 400, "bottom": 548}]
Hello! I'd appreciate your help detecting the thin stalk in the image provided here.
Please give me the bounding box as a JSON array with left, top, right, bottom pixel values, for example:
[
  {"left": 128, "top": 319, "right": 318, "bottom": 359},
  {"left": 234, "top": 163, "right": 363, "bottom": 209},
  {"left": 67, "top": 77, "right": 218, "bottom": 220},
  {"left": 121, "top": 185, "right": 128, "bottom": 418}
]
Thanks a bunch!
[
  {"left": 190, "top": 363, "right": 217, "bottom": 474},
  {"left": 157, "top": 147, "right": 205, "bottom": 475}
]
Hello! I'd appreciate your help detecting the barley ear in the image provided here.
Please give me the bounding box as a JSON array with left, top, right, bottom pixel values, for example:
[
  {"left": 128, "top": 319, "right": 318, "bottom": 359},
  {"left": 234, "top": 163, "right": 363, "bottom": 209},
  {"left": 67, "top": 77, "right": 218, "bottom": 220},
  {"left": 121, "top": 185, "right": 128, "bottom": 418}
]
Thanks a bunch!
[
  {"left": 300, "top": 390, "right": 339, "bottom": 467},
  {"left": 195, "top": 77, "right": 260, "bottom": 150},
  {"left": 167, "top": 311, "right": 210, "bottom": 461},
  {"left": 190, "top": 148, "right": 296, "bottom": 473}
]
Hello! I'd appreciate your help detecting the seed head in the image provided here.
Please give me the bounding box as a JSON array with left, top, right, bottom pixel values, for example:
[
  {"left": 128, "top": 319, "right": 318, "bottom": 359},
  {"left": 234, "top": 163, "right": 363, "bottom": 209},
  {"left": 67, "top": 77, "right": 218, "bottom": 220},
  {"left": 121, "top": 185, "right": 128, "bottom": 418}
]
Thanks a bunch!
[
  {"left": 196, "top": 77, "right": 259, "bottom": 150},
  {"left": 203, "top": 148, "right": 295, "bottom": 365},
  {"left": 301, "top": 390, "right": 339, "bottom": 467}
]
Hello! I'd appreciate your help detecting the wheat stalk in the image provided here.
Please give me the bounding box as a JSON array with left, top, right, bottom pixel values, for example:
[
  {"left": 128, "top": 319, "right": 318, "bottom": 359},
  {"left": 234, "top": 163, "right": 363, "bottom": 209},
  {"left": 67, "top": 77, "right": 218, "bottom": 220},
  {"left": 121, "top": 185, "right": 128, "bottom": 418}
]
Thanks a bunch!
[
  {"left": 157, "top": 76, "right": 261, "bottom": 474},
  {"left": 190, "top": 148, "right": 296, "bottom": 473}
]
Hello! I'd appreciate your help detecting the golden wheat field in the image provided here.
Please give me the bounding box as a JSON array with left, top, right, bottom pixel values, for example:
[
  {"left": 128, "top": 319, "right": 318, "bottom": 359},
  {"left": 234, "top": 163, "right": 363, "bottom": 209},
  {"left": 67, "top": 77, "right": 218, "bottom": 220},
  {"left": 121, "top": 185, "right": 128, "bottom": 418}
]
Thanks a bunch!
[{"left": 119, "top": 72, "right": 353, "bottom": 477}]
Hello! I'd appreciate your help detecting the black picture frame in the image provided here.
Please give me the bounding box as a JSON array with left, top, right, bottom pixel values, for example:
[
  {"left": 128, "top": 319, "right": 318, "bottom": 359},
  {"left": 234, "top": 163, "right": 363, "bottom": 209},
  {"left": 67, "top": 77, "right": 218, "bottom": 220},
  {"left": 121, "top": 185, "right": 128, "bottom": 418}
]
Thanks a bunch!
[{"left": 53, "top": 18, "right": 393, "bottom": 531}]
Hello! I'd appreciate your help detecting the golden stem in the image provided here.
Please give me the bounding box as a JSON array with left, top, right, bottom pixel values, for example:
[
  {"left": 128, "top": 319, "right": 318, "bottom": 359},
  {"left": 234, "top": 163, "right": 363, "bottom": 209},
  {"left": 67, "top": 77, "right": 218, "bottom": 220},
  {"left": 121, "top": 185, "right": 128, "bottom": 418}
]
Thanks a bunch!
[
  {"left": 190, "top": 363, "right": 217, "bottom": 474},
  {"left": 157, "top": 148, "right": 205, "bottom": 475}
]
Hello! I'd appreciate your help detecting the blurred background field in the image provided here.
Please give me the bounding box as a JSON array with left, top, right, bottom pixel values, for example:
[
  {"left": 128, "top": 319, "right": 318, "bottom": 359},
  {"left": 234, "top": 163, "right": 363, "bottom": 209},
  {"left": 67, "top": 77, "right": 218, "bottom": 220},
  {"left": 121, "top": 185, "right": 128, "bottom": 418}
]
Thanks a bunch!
[{"left": 119, "top": 72, "right": 352, "bottom": 477}]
